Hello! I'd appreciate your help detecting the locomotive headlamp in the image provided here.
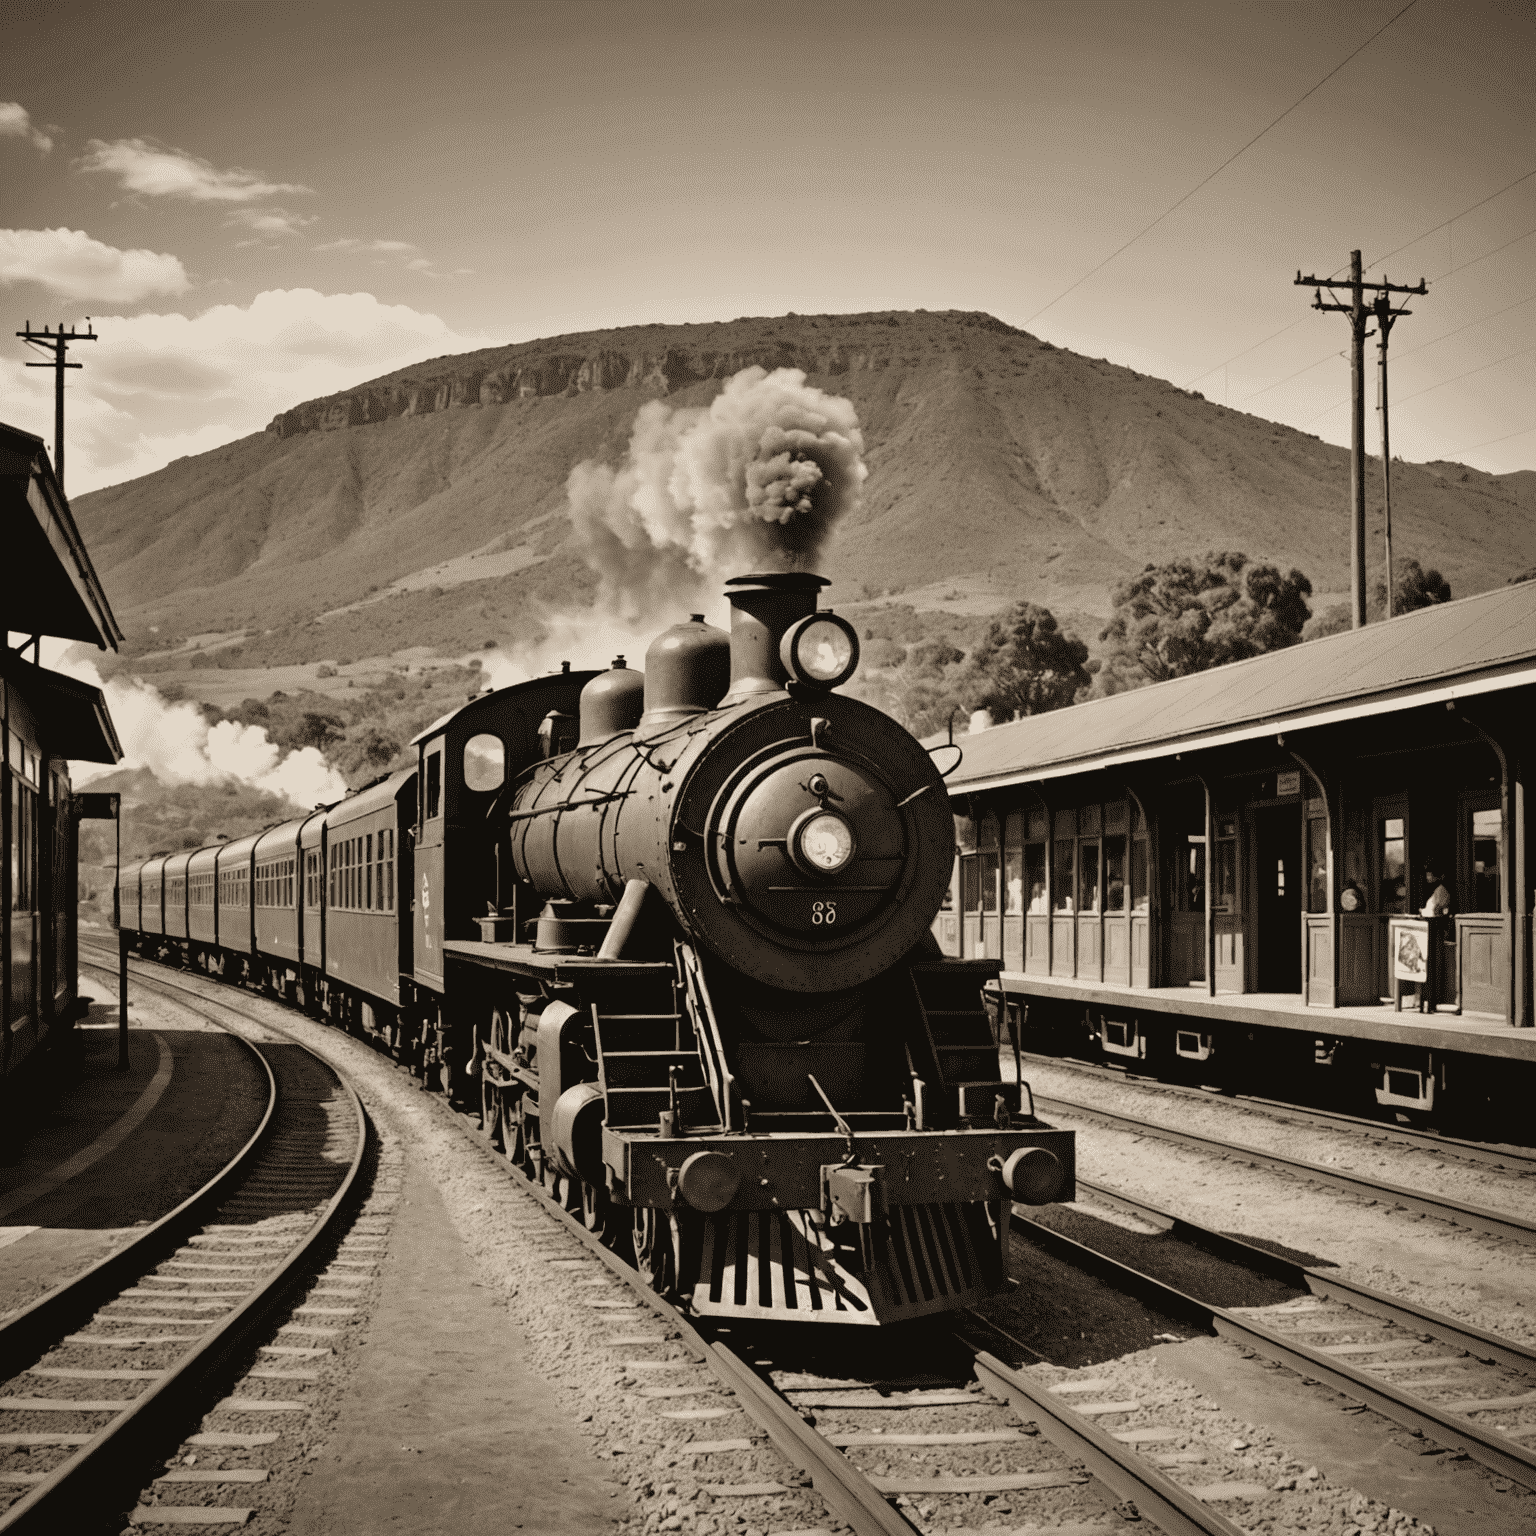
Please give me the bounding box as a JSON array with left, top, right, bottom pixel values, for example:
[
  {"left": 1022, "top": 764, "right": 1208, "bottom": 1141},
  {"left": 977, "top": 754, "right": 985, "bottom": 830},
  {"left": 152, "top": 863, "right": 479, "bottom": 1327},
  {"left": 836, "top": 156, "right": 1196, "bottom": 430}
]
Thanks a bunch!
[
  {"left": 790, "top": 807, "right": 856, "bottom": 877},
  {"left": 780, "top": 613, "right": 860, "bottom": 690}
]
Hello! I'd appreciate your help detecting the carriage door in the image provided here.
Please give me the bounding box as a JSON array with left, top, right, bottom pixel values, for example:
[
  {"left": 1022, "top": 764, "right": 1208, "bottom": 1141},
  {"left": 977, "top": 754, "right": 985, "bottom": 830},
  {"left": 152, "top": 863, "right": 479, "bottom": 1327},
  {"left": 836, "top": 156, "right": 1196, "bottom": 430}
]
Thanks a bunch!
[{"left": 413, "top": 739, "right": 445, "bottom": 988}]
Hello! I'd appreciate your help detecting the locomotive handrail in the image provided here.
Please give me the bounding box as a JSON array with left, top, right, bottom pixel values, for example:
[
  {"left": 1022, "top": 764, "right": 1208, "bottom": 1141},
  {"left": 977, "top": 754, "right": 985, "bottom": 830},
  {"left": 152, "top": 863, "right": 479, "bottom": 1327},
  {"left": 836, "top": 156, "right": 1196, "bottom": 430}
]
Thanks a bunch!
[{"left": 500, "top": 790, "right": 633, "bottom": 823}]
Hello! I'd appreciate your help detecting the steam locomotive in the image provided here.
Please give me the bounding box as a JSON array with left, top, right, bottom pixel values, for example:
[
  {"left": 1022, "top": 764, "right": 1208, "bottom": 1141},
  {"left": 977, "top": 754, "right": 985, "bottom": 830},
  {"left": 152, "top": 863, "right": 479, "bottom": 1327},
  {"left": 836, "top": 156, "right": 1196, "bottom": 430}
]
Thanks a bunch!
[{"left": 119, "top": 572, "right": 1074, "bottom": 1325}]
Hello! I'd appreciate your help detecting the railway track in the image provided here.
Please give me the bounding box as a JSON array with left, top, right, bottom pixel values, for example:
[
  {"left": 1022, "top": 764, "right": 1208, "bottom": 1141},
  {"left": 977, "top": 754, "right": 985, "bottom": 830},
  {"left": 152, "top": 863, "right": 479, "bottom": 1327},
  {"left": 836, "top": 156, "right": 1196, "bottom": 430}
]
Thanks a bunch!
[
  {"left": 1021, "top": 1177, "right": 1536, "bottom": 1490},
  {"left": 96, "top": 946, "right": 1536, "bottom": 1534},
  {"left": 0, "top": 951, "right": 370, "bottom": 1532},
  {"left": 1017, "top": 1048, "right": 1536, "bottom": 1175},
  {"left": 1032, "top": 1088, "right": 1536, "bottom": 1246}
]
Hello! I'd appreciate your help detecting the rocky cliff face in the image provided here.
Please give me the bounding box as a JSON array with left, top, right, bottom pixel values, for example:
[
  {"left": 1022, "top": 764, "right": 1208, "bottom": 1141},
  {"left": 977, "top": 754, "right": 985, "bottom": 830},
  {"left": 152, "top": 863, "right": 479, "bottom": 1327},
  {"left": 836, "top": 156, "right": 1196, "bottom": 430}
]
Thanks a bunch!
[{"left": 265, "top": 311, "right": 1018, "bottom": 438}]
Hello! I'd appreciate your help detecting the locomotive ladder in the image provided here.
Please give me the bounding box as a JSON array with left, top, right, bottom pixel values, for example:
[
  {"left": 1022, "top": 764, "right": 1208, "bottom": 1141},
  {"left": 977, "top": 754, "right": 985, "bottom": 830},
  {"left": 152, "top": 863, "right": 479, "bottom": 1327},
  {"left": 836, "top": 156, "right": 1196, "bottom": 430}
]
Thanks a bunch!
[
  {"left": 908, "top": 962, "right": 1010, "bottom": 1124},
  {"left": 593, "top": 962, "right": 726, "bottom": 1133}
]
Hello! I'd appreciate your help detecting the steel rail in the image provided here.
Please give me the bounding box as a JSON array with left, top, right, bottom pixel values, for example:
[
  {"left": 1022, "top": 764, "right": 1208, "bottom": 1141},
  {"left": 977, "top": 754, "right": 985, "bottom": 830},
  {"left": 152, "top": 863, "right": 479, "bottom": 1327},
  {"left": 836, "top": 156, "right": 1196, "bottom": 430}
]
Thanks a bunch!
[
  {"left": 1012, "top": 1209, "right": 1536, "bottom": 1491},
  {"left": 1017, "top": 1049, "right": 1536, "bottom": 1172},
  {"left": 968, "top": 1348, "right": 1246, "bottom": 1536},
  {"left": 0, "top": 959, "right": 371, "bottom": 1534},
  {"left": 115, "top": 944, "right": 1295, "bottom": 1536},
  {"left": 1034, "top": 1092, "right": 1536, "bottom": 1245},
  {"left": 1072, "top": 1176, "right": 1536, "bottom": 1376},
  {"left": 0, "top": 992, "right": 277, "bottom": 1381}
]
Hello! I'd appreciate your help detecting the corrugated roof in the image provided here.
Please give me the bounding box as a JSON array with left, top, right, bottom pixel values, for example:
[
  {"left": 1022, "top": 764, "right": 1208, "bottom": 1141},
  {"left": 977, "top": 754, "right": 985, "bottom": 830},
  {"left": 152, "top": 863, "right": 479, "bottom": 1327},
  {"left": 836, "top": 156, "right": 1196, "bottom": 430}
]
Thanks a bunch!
[{"left": 944, "top": 581, "right": 1536, "bottom": 791}]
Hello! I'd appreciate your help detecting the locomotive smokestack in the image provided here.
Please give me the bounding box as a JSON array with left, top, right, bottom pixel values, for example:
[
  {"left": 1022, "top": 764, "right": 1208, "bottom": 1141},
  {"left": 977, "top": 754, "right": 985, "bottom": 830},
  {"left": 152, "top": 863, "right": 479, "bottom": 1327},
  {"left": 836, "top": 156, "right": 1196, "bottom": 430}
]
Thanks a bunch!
[{"left": 720, "top": 572, "right": 829, "bottom": 704}]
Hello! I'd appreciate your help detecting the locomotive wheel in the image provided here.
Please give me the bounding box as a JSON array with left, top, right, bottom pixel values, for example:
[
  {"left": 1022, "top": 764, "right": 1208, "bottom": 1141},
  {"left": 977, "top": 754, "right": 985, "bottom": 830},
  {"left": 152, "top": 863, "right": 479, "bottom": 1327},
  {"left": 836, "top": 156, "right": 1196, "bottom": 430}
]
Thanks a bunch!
[
  {"left": 478, "top": 1074, "right": 503, "bottom": 1146},
  {"left": 632, "top": 1208, "right": 678, "bottom": 1298},
  {"left": 580, "top": 1180, "right": 612, "bottom": 1238},
  {"left": 503, "top": 1093, "right": 529, "bottom": 1171}
]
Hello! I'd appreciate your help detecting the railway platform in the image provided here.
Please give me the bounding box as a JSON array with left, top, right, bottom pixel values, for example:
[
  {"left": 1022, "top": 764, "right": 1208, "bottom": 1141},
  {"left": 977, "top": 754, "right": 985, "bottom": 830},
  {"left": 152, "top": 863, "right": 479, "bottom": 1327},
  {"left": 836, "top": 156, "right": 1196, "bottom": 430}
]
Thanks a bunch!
[
  {"left": 999, "top": 972, "right": 1536, "bottom": 1062},
  {"left": 0, "top": 988, "right": 267, "bottom": 1319}
]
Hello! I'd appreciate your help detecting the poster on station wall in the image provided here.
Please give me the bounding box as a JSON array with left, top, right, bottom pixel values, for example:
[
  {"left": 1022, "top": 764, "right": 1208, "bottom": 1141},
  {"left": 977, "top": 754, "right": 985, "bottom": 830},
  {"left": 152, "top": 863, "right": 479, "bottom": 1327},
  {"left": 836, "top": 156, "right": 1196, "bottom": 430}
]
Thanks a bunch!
[{"left": 1390, "top": 917, "right": 1431, "bottom": 983}]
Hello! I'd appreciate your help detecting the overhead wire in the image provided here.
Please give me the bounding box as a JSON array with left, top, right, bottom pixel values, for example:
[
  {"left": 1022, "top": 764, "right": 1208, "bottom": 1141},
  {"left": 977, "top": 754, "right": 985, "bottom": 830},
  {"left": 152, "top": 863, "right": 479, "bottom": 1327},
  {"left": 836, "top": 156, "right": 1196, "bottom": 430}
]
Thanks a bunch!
[
  {"left": 1021, "top": 0, "right": 1421, "bottom": 327},
  {"left": 1186, "top": 172, "right": 1536, "bottom": 395}
]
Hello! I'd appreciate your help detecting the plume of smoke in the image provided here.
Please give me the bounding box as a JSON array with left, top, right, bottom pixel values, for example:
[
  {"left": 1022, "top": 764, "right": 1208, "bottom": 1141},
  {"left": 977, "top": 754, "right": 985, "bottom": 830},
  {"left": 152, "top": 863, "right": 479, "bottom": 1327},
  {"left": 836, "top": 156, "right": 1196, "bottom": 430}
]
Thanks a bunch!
[
  {"left": 43, "top": 642, "right": 348, "bottom": 807},
  {"left": 567, "top": 366, "right": 867, "bottom": 622}
]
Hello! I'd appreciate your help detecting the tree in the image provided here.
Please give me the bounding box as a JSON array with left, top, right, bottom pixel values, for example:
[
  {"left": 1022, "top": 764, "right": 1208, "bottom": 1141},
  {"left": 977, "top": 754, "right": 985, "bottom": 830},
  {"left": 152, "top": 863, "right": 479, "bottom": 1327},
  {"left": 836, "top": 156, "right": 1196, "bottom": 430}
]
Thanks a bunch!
[
  {"left": 281, "top": 711, "right": 347, "bottom": 753},
  {"left": 961, "top": 603, "right": 1091, "bottom": 721},
  {"left": 1375, "top": 557, "right": 1450, "bottom": 616},
  {"left": 1097, "top": 551, "right": 1312, "bottom": 692}
]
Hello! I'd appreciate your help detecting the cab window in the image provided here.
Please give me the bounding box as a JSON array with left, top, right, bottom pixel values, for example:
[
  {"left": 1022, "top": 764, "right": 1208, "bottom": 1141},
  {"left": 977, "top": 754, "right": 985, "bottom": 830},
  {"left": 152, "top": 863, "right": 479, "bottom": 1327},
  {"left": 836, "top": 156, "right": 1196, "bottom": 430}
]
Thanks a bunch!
[
  {"left": 464, "top": 733, "right": 505, "bottom": 793},
  {"left": 425, "top": 749, "right": 443, "bottom": 820}
]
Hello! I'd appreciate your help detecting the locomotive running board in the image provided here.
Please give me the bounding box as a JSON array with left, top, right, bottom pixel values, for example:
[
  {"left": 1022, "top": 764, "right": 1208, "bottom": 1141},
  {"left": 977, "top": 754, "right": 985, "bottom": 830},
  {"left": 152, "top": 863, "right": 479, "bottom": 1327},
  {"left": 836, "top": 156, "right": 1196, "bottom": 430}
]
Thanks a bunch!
[{"left": 686, "top": 1203, "right": 1003, "bottom": 1325}]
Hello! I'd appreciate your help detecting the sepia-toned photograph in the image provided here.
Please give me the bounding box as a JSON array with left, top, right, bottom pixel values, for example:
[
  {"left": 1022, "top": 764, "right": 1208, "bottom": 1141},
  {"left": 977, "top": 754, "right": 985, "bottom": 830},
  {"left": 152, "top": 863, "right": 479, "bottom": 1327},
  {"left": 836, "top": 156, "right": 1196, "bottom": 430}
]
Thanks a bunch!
[{"left": 1, "top": 2, "right": 1532, "bottom": 1532}]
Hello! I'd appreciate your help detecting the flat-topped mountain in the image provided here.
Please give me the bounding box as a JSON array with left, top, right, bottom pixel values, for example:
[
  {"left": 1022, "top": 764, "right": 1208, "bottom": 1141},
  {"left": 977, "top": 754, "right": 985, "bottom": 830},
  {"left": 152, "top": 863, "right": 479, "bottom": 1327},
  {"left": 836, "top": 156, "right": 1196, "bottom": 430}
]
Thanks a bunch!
[{"left": 73, "top": 309, "right": 1536, "bottom": 669}]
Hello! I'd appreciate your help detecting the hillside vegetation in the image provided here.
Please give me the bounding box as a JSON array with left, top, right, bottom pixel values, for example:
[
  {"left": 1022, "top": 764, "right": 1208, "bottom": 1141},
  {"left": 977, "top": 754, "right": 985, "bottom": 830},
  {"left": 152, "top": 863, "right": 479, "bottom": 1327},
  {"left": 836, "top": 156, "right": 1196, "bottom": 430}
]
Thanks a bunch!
[{"left": 72, "top": 310, "right": 1536, "bottom": 676}]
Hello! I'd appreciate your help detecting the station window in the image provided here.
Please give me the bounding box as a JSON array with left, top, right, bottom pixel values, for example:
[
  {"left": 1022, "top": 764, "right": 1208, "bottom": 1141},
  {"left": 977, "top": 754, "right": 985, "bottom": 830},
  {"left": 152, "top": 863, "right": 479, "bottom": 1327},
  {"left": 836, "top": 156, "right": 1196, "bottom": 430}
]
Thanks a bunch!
[
  {"left": 960, "top": 853, "right": 980, "bottom": 914},
  {"left": 1053, "top": 837, "right": 1076, "bottom": 913},
  {"left": 1025, "top": 841, "right": 1047, "bottom": 913},
  {"left": 1307, "top": 817, "right": 1329, "bottom": 912},
  {"left": 1104, "top": 834, "right": 1126, "bottom": 912},
  {"left": 1213, "top": 815, "right": 1238, "bottom": 912},
  {"left": 1180, "top": 836, "right": 1206, "bottom": 913},
  {"left": 1470, "top": 808, "right": 1502, "bottom": 912},
  {"left": 979, "top": 813, "right": 999, "bottom": 915},
  {"left": 1078, "top": 840, "right": 1100, "bottom": 914},
  {"left": 1003, "top": 812, "right": 1024, "bottom": 916},
  {"left": 1379, "top": 816, "right": 1407, "bottom": 912}
]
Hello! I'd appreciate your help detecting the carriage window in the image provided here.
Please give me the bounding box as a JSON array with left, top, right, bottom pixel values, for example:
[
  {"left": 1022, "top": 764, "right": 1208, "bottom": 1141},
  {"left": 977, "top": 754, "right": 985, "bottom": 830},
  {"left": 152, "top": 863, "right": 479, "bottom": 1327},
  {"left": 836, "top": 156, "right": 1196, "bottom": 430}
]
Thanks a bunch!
[
  {"left": 1078, "top": 840, "right": 1100, "bottom": 913},
  {"left": 425, "top": 750, "right": 443, "bottom": 820},
  {"left": 1380, "top": 816, "right": 1406, "bottom": 912},
  {"left": 1471, "top": 809, "right": 1502, "bottom": 912},
  {"left": 1053, "top": 839, "right": 1075, "bottom": 912},
  {"left": 464, "top": 733, "right": 505, "bottom": 793},
  {"left": 1104, "top": 835, "right": 1126, "bottom": 912},
  {"left": 366, "top": 833, "right": 374, "bottom": 910}
]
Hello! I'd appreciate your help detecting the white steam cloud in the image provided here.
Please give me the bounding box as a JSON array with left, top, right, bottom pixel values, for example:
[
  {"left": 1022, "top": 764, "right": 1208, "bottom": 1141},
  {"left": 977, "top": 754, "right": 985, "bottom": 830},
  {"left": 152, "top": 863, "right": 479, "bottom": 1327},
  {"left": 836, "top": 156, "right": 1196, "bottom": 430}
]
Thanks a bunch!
[
  {"left": 42, "top": 643, "right": 347, "bottom": 808},
  {"left": 566, "top": 365, "right": 867, "bottom": 622}
]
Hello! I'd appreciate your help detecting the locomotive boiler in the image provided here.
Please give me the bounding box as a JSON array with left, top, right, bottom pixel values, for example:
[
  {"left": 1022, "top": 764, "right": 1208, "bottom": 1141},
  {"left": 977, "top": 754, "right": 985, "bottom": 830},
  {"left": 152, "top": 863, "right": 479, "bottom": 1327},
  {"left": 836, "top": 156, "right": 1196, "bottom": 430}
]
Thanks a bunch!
[{"left": 472, "top": 573, "right": 1075, "bottom": 1324}]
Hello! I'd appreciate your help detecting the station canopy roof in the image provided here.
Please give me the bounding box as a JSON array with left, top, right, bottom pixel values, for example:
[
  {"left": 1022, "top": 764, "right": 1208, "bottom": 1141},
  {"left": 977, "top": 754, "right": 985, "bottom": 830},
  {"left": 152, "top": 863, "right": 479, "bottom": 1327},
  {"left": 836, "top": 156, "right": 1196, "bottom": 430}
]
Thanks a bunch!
[
  {"left": 942, "top": 580, "right": 1536, "bottom": 793},
  {"left": 1, "top": 421, "right": 123, "bottom": 650},
  {"left": 0, "top": 646, "right": 122, "bottom": 763}
]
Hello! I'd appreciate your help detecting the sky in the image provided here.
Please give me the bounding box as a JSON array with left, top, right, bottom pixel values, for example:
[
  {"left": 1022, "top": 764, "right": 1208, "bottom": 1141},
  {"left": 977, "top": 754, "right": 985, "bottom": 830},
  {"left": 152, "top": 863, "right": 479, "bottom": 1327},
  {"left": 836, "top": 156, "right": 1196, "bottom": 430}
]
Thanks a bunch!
[{"left": 2, "top": 0, "right": 1532, "bottom": 496}]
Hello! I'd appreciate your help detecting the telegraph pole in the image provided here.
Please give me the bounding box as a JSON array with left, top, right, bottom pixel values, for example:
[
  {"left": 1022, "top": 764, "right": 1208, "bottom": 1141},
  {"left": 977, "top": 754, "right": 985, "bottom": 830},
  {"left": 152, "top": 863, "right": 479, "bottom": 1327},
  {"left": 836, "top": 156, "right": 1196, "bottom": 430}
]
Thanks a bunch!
[
  {"left": 1373, "top": 289, "right": 1408, "bottom": 618},
  {"left": 16, "top": 319, "right": 97, "bottom": 494},
  {"left": 1294, "top": 256, "right": 1425, "bottom": 628}
]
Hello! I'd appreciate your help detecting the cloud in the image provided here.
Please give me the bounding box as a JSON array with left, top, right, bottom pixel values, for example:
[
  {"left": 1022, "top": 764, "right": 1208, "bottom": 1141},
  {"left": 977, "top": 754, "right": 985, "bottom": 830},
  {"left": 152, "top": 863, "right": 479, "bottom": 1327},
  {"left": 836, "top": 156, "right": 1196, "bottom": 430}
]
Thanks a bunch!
[
  {"left": 0, "top": 287, "right": 487, "bottom": 494},
  {"left": 0, "top": 226, "right": 189, "bottom": 301},
  {"left": 315, "top": 237, "right": 469, "bottom": 277},
  {"left": 316, "top": 237, "right": 419, "bottom": 255},
  {"left": 76, "top": 137, "right": 312, "bottom": 203},
  {"left": 0, "top": 102, "right": 52, "bottom": 153},
  {"left": 228, "top": 207, "right": 315, "bottom": 238}
]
